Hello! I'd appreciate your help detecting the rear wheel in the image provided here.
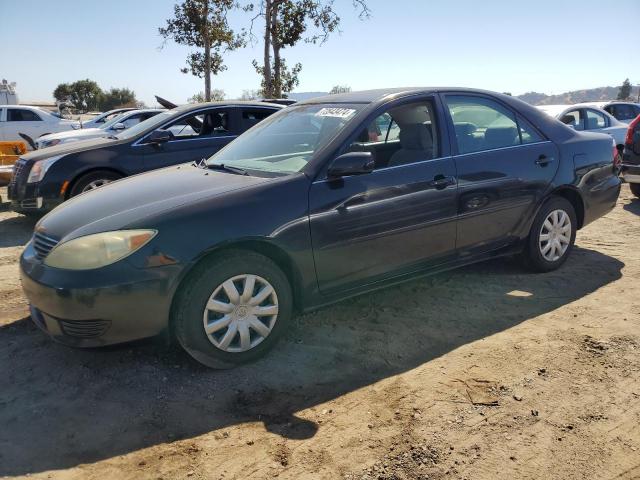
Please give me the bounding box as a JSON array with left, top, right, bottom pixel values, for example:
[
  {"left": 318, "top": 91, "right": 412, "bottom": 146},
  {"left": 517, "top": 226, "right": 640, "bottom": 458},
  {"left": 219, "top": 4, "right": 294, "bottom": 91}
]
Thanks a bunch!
[
  {"left": 69, "top": 171, "right": 123, "bottom": 197},
  {"left": 630, "top": 183, "right": 640, "bottom": 199},
  {"left": 522, "top": 196, "right": 577, "bottom": 272},
  {"left": 172, "top": 250, "right": 293, "bottom": 369}
]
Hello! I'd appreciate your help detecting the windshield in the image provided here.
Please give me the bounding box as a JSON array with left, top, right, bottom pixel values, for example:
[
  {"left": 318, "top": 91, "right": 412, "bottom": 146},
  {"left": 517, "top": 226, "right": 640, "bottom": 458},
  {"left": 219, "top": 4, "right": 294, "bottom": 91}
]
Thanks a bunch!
[
  {"left": 206, "top": 104, "right": 363, "bottom": 174},
  {"left": 114, "top": 110, "right": 174, "bottom": 140},
  {"left": 100, "top": 112, "right": 128, "bottom": 130}
]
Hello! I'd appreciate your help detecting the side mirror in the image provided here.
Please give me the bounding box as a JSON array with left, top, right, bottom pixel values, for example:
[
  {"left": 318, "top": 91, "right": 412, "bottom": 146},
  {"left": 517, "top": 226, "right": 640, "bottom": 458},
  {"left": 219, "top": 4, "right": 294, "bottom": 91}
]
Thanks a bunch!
[
  {"left": 111, "top": 122, "right": 126, "bottom": 131},
  {"left": 147, "top": 129, "right": 173, "bottom": 144},
  {"left": 327, "top": 151, "right": 375, "bottom": 178}
]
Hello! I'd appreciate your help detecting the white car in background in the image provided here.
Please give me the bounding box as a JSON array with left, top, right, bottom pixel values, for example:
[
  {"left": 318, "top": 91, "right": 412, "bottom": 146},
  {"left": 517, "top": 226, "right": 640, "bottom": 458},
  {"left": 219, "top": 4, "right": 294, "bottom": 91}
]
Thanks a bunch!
[
  {"left": 80, "top": 107, "right": 136, "bottom": 129},
  {"left": 571, "top": 101, "right": 640, "bottom": 124},
  {"left": 0, "top": 105, "right": 79, "bottom": 144},
  {"left": 537, "top": 104, "right": 628, "bottom": 148},
  {"left": 36, "top": 109, "right": 164, "bottom": 149}
]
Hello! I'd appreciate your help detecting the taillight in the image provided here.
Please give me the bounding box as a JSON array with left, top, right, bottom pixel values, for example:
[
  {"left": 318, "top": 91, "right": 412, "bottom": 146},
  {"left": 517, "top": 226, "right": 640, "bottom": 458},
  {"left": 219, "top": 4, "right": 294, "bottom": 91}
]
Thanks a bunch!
[{"left": 625, "top": 114, "right": 640, "bottom": 145}]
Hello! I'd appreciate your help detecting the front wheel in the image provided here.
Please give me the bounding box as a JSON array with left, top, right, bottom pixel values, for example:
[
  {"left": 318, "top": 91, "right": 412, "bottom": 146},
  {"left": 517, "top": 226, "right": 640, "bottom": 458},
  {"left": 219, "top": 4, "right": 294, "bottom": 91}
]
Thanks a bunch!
[
  {"left": 172, "top": 250, "right": 293, "bottom": 368},
  {"left": 69, "top": 171, "right": 123, "bottom": 197},
  {"left": 630, "top": 183, "right": 640, "bottom": 199},
  {"left": 522, "top": 196, "right": 577, "bottom": 272}
]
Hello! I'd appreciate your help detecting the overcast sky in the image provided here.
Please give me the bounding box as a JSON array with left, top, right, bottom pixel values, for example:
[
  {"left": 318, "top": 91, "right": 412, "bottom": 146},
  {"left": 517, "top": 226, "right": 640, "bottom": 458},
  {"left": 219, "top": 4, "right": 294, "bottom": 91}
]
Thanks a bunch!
[{"left": 2, "top": 0, "right": 639, "bottom": 106}]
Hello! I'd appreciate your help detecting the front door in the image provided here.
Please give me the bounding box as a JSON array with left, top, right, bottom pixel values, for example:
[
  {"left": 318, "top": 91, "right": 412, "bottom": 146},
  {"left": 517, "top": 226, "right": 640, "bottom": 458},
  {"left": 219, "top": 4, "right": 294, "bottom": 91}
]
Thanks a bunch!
[
  {"left": 309, "top": 98, "right": 458, "bottom": 295},
  {"left": 140, "top": 107, "right": 236, "bottom": 170},
  {"left": 442, "top": 94, "right": 558, "bottom": 257}
]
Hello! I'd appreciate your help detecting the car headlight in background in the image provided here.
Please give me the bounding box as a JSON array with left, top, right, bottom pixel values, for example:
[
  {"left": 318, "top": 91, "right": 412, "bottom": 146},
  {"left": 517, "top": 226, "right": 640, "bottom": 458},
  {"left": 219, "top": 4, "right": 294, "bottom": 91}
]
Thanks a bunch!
[
  {"left": 43, "top": 230, "right": 157, "bottom": 270},
  {"left": 27, "top": 154, "right": 64, "bottom": 183}
]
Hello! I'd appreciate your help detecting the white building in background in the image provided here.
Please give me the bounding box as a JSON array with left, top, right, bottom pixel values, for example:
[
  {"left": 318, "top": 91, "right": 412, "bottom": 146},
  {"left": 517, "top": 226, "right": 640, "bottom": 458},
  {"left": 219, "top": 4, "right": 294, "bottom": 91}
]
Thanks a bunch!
[{"left": 0, "top": 80, "right": 18, "bottom": 105}]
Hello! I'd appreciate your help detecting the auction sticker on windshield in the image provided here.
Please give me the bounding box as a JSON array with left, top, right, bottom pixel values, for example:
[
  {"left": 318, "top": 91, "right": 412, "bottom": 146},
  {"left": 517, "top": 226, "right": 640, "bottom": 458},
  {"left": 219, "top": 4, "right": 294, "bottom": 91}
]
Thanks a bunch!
[{"left": 315, "top": 108, "right": 356, "bottom": 118}]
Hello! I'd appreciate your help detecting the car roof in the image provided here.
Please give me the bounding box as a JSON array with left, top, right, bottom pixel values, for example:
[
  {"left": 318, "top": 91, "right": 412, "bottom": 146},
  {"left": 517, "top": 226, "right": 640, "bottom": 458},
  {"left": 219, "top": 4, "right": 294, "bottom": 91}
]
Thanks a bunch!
[
  {"left": 172, "top": 101, "right": 285, "bottom": 113},
  {"left": 296, "top": 87, "right": 514, "bottom": 105}
]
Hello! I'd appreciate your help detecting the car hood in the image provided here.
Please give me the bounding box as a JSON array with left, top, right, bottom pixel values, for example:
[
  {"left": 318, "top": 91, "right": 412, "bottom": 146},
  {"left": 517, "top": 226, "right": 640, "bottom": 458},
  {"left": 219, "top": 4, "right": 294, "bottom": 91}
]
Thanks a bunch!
[
  {"left": 35, "top": 164, "right": 273, "bottom": 241},
  {"left": 22, "top": 137, "right": 118, "bottom": 162},
  {"left": 39, "top": 128, "right": 103, "bottom": 142}
]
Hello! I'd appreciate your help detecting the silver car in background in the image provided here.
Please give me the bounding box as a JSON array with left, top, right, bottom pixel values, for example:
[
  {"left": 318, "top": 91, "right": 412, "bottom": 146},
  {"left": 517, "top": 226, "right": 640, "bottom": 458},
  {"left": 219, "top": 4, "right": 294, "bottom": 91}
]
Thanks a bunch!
[{"left": 537, "top": 104, "right": 628, "bottom": 149}]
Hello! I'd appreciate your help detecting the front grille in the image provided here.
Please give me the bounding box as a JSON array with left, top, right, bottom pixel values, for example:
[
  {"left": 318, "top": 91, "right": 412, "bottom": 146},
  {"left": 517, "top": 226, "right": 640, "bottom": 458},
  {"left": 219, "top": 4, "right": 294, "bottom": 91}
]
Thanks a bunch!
[
  {"left": 59, "top": 319, "right": 111, "bottom": 338},
  {"left": 32, "top": 232, "right": 59, "bottom": 260},
  {"left": 8, "top": 158, "right": 26, "bottom": 187}
]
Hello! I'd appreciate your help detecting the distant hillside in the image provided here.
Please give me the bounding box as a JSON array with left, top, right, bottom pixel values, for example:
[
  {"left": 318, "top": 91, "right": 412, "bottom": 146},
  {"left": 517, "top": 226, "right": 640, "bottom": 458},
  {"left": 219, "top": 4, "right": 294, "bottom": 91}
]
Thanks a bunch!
[{"left": 517, "top": 86, "right": 640, "bottom": 105}]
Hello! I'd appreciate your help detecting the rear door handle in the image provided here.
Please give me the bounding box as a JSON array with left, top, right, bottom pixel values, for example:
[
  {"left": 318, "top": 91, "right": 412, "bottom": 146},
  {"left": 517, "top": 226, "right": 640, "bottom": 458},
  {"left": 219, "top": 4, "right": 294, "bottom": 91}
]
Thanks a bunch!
[
  {"left": 535, "top": 154, "right": 554, "bottom": 166},
  {"left": 429, "top": 175, "right": 456, "bottom": 189}
]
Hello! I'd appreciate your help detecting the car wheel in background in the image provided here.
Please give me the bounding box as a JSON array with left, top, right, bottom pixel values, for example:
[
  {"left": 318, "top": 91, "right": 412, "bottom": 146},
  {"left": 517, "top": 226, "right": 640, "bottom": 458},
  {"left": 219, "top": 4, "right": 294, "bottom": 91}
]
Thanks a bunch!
[
  {"left": 172, "top": 250, "right": 293, "bottom": 369},
  {"left": 630, "top": 183, "right": 640, "bottom": 199},
  {"left": 69, "top": 171, "right": 123, "bottom": 197},
  {"left": 522, "top": 196, "right": 577, "bottom": 273}
]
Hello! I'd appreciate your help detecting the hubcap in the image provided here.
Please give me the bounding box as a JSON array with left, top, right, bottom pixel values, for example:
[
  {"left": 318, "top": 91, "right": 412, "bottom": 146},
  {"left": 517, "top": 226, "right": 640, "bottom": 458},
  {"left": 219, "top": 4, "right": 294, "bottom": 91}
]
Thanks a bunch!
[
  {"left": 539, "top": 209, "right": 572, "bottom": 262},
  {"left": 202, "top": 274, "right": 278, "bottom": 353},
  {"left": 82, "top": 179, "right": 112, "bottom": 192}
]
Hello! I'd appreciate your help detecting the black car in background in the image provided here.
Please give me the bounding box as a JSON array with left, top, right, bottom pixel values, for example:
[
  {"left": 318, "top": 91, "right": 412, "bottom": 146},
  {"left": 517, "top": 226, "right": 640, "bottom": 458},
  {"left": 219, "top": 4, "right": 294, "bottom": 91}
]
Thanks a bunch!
[
  {"left": 621, "top": 114, "right": 640, "bottom": 197},
  {"left": 20, "top": 88, "right": 621, "bottom": 368},
  {"left": 8, "top": 101, "right": 283, "bottom": 213}
]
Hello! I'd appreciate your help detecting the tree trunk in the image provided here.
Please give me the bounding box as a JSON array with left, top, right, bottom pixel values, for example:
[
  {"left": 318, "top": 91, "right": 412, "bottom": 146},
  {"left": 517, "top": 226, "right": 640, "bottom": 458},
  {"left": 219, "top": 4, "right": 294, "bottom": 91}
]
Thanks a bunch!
[
  {"left": 271, "top": 3, "right": 281, "bottom": 98},
  {"left": 263, "top": 0, "right": 273, "bottom": 98},
  {"left": 203, "top": 0, "right": 211, "bottom": 101}
]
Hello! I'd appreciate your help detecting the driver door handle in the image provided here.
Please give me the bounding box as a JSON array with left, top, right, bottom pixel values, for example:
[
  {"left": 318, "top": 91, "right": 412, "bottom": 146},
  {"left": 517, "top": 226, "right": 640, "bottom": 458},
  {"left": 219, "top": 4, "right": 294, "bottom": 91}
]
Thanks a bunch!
[
  {"left": 535, "top": 154, "right": 554, "bottom": 166},
  {"left": 429, "top": 175, "right": 456, "bottom": 189}
]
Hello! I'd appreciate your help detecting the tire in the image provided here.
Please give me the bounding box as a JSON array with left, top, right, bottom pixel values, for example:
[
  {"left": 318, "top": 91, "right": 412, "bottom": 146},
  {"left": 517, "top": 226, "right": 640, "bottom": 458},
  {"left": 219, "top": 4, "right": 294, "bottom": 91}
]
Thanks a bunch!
[
  {"left": 522, "top": 196, "right": 577, "bottom": 273},
  {"left": 630, "top": 183, "right": 640, "bottom": 199},
  {"left": 69, "top": 171, "right": 123, "bottom": 197},
  {"left": 172, "top": 250, "right": 293, "bottom": 369}
]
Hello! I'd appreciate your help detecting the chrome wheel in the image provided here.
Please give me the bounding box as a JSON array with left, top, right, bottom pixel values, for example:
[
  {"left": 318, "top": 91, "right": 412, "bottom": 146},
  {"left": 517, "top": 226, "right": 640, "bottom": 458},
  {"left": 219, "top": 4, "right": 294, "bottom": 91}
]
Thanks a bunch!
[
  {"left": 539, "top": 209, "right": 572, "bottom": 262},
  {"left": 82, "top": 179, "right": 112, "bottom": 192},
  {"left": 202, "top": 274, "right": 279, "bottom": 353}
]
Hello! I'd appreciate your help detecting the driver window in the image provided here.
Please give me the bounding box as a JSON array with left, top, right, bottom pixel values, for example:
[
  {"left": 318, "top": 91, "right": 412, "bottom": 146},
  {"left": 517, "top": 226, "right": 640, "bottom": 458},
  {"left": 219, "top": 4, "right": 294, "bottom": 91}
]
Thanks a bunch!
[{"left": 348, "top": 102, "right": 438, "bottom": 169}]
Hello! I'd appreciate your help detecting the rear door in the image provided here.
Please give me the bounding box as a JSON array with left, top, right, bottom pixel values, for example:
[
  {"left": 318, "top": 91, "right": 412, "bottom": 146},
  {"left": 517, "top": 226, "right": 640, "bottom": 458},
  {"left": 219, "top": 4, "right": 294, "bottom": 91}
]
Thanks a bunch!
[
  {"left": 139, "top": 106, "right": 236, "bottom": 170},
  {"left": 442, "top": 93, "right": 558, "bottom": 257}
]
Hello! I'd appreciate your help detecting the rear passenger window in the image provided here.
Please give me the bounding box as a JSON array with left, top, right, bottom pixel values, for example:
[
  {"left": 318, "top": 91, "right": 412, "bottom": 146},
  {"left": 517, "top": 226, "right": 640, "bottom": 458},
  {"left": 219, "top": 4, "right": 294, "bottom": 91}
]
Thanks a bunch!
[
  {"left": 585, "top": 109, "right": 607, "bottom": 130},
  {"left": 518, "top": 116, "right": 544, "bottom": 144},
  {"left": 446, "top": 96, "right": 521, "bottom": 154},
  {"left": 242, "top": 109, "right": 275, "bottom": 130}
]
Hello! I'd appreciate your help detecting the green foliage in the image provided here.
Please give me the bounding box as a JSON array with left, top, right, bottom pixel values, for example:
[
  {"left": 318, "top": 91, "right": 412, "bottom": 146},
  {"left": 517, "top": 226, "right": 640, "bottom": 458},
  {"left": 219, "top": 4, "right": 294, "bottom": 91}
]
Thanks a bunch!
[
  {"left": 249, "top": 0, "right": 370, "bottom": 98},
  {"left": 617, "top": 78, "right": 632, "bottom": 100},
  {"left": 53, "top": 81, "right": 138, "bottom": 112},
  {"left": 330, "top": 85, "right": 351, "bottom": 94},
  {"left": 188, "top": 89, "right": 226, "bottom": 103},
  {"left": 53, "top": 79, "right": 102, "bottom": 112},
  {"left": 98, "top": 88, "right": 137, "bottom": 111},
  {"left": 159, "top": 0, "right": 244, "bottom": 100},
  {"left": 239, "top": 89, "right": 261, "bottom": 100}
]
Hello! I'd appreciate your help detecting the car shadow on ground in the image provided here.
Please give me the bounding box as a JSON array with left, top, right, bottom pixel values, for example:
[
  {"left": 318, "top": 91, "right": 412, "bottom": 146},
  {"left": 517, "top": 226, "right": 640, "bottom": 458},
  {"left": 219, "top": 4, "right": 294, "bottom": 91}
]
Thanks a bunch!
[
  {"left": 0, "top": 213, "right": 36, "bottom": 248},
  {"left": 622, "top": 196, "right": 640, "bottom": 215},
  {"left": 0, "top": 247, "right": 624, "bottom": 476}
]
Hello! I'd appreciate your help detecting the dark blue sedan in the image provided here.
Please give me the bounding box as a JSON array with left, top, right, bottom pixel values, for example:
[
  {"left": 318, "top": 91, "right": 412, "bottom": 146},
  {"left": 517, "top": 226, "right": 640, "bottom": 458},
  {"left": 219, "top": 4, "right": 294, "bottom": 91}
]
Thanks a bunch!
[{"left": 20, "top": 88, "right": 621, "bottom": 368}]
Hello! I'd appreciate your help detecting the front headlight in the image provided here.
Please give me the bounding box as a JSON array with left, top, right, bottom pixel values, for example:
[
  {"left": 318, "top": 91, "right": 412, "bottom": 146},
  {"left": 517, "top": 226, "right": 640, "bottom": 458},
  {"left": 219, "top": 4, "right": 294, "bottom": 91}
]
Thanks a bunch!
[
  {"left": 27, "top": 155, "right": 64, "bottom": 183},
  {"left": 44, "top": 230, "right": 157, "bottom": 270}
]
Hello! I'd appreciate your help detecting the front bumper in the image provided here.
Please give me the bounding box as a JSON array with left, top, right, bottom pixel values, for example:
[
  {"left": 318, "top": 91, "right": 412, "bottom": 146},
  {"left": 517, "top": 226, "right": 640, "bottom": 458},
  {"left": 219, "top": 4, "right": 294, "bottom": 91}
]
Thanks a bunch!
[
  {"left": 620, "top": 163, "right": 640, "bottom": 184},
  {"left": 8, "top": 181, "right": 63, "bottom": 213},
  {"left": 20, "top": 241, "right": 183, "bottom": 347}
]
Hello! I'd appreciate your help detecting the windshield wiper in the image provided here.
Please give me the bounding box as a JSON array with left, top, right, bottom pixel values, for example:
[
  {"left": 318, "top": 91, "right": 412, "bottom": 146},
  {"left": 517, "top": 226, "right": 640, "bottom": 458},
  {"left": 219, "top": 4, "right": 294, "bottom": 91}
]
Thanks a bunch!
[{"left": 207, "top": 163, "right": 248, "bottom": 176}]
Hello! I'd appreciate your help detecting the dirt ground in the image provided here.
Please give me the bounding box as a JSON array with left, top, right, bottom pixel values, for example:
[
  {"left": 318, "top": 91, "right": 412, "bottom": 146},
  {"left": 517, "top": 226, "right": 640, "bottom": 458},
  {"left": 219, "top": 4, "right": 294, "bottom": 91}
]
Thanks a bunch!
[{"left": 0, "top": 185, "right": 639, "bottom": 480}]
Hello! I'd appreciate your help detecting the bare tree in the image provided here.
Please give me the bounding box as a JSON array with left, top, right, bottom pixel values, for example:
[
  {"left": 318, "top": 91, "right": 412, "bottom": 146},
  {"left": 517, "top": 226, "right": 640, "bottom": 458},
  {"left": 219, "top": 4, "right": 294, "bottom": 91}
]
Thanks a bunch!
[{"left": 160, "top": 0, "right": 244, "bottom": 101}]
